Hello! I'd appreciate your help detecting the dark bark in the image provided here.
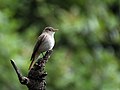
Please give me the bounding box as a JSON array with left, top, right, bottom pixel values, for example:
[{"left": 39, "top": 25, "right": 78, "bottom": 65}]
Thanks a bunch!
[{"left": 11, "top": 50, "right": 53, "bottom": 90}]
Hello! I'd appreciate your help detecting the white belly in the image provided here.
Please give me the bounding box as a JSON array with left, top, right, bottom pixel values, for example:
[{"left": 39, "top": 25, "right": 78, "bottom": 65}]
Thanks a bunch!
[{"left": 39, "top": 34, "right": 55, "bottom": 52}]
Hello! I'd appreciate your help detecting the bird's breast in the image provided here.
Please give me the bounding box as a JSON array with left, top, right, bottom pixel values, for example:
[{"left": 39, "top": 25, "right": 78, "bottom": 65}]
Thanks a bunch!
[{"left": 39, "top": 35, "right": 55, "bottom": 52}]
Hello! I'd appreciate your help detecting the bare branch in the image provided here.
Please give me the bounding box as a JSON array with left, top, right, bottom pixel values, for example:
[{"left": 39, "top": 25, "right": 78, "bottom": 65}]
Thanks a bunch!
[{"left": 10, "top": 50, "right": 53, "bottom": 90}]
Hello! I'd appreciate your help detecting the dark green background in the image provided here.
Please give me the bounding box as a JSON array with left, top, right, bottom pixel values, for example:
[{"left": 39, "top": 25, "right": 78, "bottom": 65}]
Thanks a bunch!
[{"left": 0, "top": 0, "right": 120, "bottom": 90}]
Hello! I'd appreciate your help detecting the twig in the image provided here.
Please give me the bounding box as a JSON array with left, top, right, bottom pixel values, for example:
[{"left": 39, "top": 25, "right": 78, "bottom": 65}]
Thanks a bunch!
[{"left": 10, "top": 60, "right": 29, "bottom": 84}]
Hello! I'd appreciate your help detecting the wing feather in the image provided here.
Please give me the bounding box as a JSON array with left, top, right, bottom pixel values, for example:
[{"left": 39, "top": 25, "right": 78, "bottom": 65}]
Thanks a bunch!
[
  {"left": 30, "top": 34, "right": 46, "bottom": 61},
  {"left": 29, "top": 34, "right": 46, "bottom": 70}
]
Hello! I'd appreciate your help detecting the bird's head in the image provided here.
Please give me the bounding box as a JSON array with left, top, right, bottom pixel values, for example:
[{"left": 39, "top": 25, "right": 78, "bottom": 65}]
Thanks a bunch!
[{"left": 43, "top": 27, "right": 58, "bottom": 35}]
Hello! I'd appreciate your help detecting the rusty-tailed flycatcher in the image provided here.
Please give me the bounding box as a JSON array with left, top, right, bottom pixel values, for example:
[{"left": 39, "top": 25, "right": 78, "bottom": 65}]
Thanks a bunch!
[{"left": 29, "top": 27, "right": 58, "bottom": 70}]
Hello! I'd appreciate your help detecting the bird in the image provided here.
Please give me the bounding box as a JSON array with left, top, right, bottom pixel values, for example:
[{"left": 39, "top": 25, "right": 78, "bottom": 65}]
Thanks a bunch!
[{"left": 29, "top": 27, "right": 58, "bottom": 70}]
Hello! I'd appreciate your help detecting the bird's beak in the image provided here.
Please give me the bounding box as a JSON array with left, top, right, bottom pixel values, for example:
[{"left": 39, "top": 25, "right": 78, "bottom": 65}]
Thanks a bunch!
[{"left": 53, "top": 29, "right": 59, "bottom": 32}]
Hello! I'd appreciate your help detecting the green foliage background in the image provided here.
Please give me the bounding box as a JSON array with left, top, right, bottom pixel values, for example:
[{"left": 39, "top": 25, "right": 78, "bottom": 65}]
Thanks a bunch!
[{"left": 0, "top": 0, "right": 120, "bottom": 90}]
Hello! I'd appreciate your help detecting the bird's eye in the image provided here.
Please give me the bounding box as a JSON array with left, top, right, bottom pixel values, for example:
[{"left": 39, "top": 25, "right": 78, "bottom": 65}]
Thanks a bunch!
[{"left": 48, "top": 29, "right": 51, "bottom": 31}]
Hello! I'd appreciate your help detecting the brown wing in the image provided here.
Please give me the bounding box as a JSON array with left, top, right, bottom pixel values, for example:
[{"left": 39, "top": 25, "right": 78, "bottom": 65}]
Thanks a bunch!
[
  {"left": 30, "top": 34, "right": 46, "bottom": 61},
  {"left": 29, "top": 34, "right": 46, "bottom": 70}
]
